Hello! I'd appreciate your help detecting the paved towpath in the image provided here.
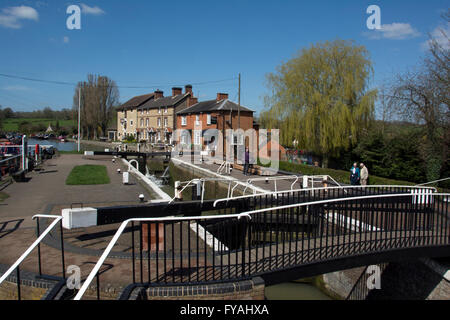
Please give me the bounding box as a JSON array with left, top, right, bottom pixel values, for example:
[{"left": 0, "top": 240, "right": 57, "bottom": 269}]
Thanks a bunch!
[{"left": 0, "top": 154, "right": 154, "bottom": 229}]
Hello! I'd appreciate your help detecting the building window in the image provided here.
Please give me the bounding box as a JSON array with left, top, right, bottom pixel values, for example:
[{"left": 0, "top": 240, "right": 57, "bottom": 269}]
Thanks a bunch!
[
  {"left": 157, "top": 131, "right": 161, "bottom": 141},
  {"left": 130, "top": 120, "right": 133, "bottom": 126},
  {"left": 146, "top": 109, "right": 149, "bottom": 114},
  {"left": 140, "top": 119, "right": 144, "bottom": 127},
  {"left": 146, "top": 118, "right": 149, "bottom": 126},
  {"left": 181, "top": 116, "right": 187, "bottom": 126},
  {"left": 164, "top": 107, "right": 168, "bottom": 113},
  {"left": 207, "top": 114, "right": 211, "bottom": 125},
  {"left": 164, "top": 117, "right": 168, "bottom": 127},
  {"left": 158, "top": 108, "right": 161, "bottom": 114},
  {"left": 195, "top": 115, "right": 200, "bottom": 126},
  {"left": 157, "top": 118, "right": 161, "bottom": 127}
]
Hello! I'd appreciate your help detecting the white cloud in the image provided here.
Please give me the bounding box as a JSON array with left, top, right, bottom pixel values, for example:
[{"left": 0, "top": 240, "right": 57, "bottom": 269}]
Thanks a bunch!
[
  {"left": 366, "top": 22, "right": 421, "bottom": 40},
  {"left": 0, "top": 5, "right": 38, "bottom": 29},
  {"left": 2, "top": 85, "right": 31, "bottom": 91},
  {"left": 80, "top": 3, "right": 105, "bottom": 15},
  {"left": 63, "top": 36, "right": 69, "bottom": 44},
  {"left": 421, "top": 23, "right": 450, "bottom": 51}
]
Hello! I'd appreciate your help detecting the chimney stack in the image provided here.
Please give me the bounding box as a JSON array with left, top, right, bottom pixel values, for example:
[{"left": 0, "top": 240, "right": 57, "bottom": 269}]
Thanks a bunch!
[
  {"left": 155, "top": 90, "right": 164, "bottom": 99},
  {"left": 185, "top": 85, "right": 193, "bottom": 95},
  {"left": 216, "top": 93, "right": 228, "bottom": 101},
  {"left": 172, "top": 87, "right": 182, "bottom": 96},
  {"left": 188, "top": 97, "right": 198, "bottom": 106}
]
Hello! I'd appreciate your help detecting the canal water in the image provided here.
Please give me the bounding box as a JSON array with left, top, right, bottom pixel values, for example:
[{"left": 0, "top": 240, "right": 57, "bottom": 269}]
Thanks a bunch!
[
  {"left": 265, "top": 282, "right": 332, "bottom": 300},
  {"left": 28, "top": 139, "right": 107, "bottom": 152}
]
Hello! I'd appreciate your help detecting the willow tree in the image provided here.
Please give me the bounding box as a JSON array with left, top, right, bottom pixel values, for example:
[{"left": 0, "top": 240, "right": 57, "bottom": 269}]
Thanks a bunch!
[{"left": 261, "top": 39, "right": 377, "bottom": 167}]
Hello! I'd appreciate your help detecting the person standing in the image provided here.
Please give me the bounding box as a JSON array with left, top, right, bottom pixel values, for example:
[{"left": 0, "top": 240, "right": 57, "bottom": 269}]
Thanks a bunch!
[
  {"left": 244, "top": 147, "right": 250, "bottom": 176},
  {"left": 360, "top": 163, "right": 369, "bottom": 186},
  {"left": 350, "top": 162, "right": 360, "bottom": 185}
]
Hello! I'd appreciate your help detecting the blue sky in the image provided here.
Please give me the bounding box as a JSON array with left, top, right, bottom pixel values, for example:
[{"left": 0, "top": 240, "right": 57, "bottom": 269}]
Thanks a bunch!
[{"left": 0, "top": 0, "right": 448, "bottom": 115}]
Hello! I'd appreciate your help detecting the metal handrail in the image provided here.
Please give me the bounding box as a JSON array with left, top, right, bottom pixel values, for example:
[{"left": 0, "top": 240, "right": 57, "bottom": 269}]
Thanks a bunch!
[
  {"left": 416, "top": 177, "right": 450, "bottom": 186},
  {"left": 0, "top": 154, "right": 21, "bottom": 164},
  {"left": 73, "top": 212, "right": 252, "bottom": 300},
  {"left": 168, "top": 178, "right": 197, "bottom": 204},
  {"left": 239, "top": 192, "right": 448, "bottom": 216},
  {"left": 213, "top": 184, "right": 437, "bottom": 207},
  {"left": 0, "top": 215, "right": 62, "bottom": 285},
  {"left": 242, "top": 175, "right": 300, "bottom": 195}
]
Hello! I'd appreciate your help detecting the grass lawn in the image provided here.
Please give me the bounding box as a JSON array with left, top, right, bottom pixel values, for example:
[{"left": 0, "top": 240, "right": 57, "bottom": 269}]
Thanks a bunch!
[
  {"left": 66, "top": 165, "right": 110, "bottom": 185},
  {"left": 3, "top": 118, "right": 76, "bottom": 132}
]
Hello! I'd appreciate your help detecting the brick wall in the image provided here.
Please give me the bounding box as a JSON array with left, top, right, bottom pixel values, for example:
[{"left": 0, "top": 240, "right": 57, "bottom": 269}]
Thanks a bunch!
[{"left": 130, "top": 277, "right": 265, "bottom": 300}]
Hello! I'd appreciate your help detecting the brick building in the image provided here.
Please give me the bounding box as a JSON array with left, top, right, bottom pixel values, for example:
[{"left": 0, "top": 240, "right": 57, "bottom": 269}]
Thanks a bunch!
[
  {"left": 117, "top": 93, "right": 155, "bottom": 140},
  {"left": 176, "top": 93, "right": 255, "bottom": 156},
  {"left": 116, "top": 85, "right": 197, "bottom": 143},
  {"left": 136, "top": 85, "right": 197, "bottom": 144}
]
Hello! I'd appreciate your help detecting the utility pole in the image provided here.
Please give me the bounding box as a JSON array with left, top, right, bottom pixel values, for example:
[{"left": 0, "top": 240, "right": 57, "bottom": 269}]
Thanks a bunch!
[
  {"left": 77, "top": 87, "right": 81, "bottom": 152},
  {"left": 238, "top": 73, "right": 241, "bottom": 129}
]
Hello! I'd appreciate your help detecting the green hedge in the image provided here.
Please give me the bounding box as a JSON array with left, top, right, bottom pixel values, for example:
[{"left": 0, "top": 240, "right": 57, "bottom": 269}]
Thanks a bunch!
[{"left": 259, "top": 159, "right": 415, "bottom": 186}]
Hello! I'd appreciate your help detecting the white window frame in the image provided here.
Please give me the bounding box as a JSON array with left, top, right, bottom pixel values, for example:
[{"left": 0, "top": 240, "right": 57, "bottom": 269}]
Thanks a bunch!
[
  {"left": 146, "top": 118, "right": 149, "bottom": 126},
  {"left": 195, "top": 115, "right": 200, "bottom": 126},
  {"left": 164, "top": 117, "right": 168, "bottom": 127},
  {"left": 207, "top": 114, "right": 211, "bottom": 125},
  {"left": 157, "top": 118, "right": 161, "bottom": 127},
  {"left": 181, "top": 116, "right": 187, "bottom": 126}
]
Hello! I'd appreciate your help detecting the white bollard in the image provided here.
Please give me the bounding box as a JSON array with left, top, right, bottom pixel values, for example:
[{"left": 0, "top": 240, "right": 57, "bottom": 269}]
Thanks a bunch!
[
  {"left": 175, "top": 181, "right": 182, "bottom": 201},
  {"left": 303, "top": 175, "right": 309, "bottom": 188},
  {"left": 123, "top": 171, "right": 129, "bottom": 184}
]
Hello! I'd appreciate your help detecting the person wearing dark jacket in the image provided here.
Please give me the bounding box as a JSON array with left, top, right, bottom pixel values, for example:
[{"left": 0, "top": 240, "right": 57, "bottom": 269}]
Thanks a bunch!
[
  {"left": 350, "top": 162, "right": 360, "bottom": 185},
  {"left": 243, "top": 147, "right": 250, "bottom": 176}
]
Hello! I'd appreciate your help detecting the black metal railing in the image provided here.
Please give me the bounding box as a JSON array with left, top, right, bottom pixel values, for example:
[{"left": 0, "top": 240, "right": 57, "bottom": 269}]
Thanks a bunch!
[
  {"left": 74, "top": 191, "right": 449, "bottom": 300},
  {"left": 346, "top": 263, "right": 389, "bottom": 300}
]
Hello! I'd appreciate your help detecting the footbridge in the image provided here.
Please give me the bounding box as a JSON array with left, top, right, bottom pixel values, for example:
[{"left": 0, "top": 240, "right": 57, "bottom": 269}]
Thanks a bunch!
[{"left": 1, "top": 185, "right": 449, "bottom": 300}]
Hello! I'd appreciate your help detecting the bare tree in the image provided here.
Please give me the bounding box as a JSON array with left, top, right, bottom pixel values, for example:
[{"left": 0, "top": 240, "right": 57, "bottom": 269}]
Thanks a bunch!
[
  {"left": 73, "top": 74, "right": 119, "bottom": 140},
  {"left": 389, "top": 12, "right": 449, "bottom": 182}
]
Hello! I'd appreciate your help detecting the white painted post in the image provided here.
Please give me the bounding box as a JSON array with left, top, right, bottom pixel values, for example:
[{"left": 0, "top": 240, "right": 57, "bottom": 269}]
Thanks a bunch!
[
  {"left": 175, "top": 181, "right": 182, "bottom": 201},
  {"left": 123, "top": 171, "right": 129, "bottom": 184},
  {"left": 21, "top": 135, "right": 28, "bottom": 172},
  {"left": 303, "top": 175, "right": 309, "bottom": 188}
]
